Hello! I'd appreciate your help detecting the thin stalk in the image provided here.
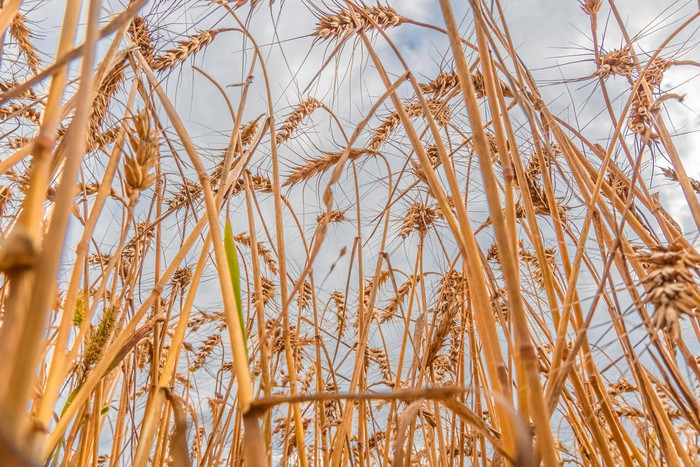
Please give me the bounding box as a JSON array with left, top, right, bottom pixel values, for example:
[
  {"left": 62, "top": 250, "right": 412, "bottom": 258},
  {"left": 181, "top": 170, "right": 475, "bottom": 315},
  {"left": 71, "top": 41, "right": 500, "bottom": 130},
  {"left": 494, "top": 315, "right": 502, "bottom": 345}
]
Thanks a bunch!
[{"left": 133, "top": 49, "right": 265, "bottom": 464}]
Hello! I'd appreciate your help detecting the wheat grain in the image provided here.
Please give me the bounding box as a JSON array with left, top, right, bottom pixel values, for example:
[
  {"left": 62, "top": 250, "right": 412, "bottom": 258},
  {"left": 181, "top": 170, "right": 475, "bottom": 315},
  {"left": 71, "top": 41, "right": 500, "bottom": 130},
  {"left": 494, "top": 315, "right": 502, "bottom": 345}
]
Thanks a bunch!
[
  {"left": 168, "top": 181, "right": 202, "bottom": 210},
  {"left": 661, "top": 167, "right": 700, "bottom": 194},
  {"left": 171, "top": 267, "right": 193, "bottom": 293},
  {"left": 628, "top": 58, "right": 671, "bottom": 138},
  {"left": 411, "top": 145, "right": 441, "bottom": 182},
  {"left": 240, "top": 117, "right": 260, "bottom": 146},
  {"left": 635, "top": 243, "right": 700, "bottom": 339},
  {"left": 0, "top": 185, "right": 11, "bottom": 216},
  {"left": 193, "top": 334, "right": 222, "bottom": 370},
  {"left": 128, "top": 16, "right": 155, "bottom": 65},
  {"left": 6, "top": 136, "right": 31, "bottom": 149},
  {"left": 124, "top": 110, "right": 159, "bottom": 194},
  {"left": 233, "top": 233, "right": 278, "bottom": 274},
  {"left": 581, "top": 0, "right": 602, "bottom": 15},
  {"left": 284, "top": 148, "right": 377, "bottom": 186},
  {"left": 365, "top": 347, "right": 391, "bottom": 381},
  {"left": 86, "top": 126, "right": 120, "bottom": 152},
  {"left": 419, "top": 72, "right": 459, "bottom": 99},
  {"left": 0, "top": 102, "right": 41, "bottom": 124},
  {"left": 79, "top": 304, "right": 118, "bottom": 380},
  {"left": 400, "top": 202, "right": 437, "bottom": 238},
  {"left": 369, "top": 99, "right": 450, "bottom": 150},
  {"left": 0, "top": 81, "right": 36, "bottom": 99},
  {"left": 330, "top": 291, "right": 347, "bottom": 335},
  {"left": 89, "top": 59, "right": 126, "bottom": 136},
  {"left": 276, "top": 98, "right": 322, "bottom": 144},
  {"left": 315, "top": 4, "right": 404, "bottom": 41},
  {"left": 421, "top": 70, "right": 512, "bottom": 99},
  {"left": 297, "top": 280, "right": 312, "bottom": 311},
  {"left": 316, "top": 210, "right": 346, "bottom": 224},
  {"left": 9, "top": 13, "right": 40, "bottom": 73},
  {"left": 260, "top": 277, "right": 275, "bottom": 306},
  {"left": 595, "top": 48, "right": 634, "bottom": 79},
  {"left": 231, "top": 174, "right": 272, "bottom": 195},
  {"left": 152, "top": 29, "right": 222, "bottom": 71}
]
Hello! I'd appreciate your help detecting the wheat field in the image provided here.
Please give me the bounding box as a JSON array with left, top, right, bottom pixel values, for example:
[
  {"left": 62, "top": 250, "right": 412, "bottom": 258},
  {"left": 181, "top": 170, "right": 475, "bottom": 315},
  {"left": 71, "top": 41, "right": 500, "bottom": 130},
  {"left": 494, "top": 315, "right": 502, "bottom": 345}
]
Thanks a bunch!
[{"left": 0, "top": 0, "right": 698, "bottom": 465}]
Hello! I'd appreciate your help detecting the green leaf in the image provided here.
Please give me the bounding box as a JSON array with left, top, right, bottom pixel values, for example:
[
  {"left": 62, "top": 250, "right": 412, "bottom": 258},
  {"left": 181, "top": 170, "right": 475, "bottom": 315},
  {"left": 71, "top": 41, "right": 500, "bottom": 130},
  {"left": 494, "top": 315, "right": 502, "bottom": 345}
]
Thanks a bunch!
[
  {"left": 60, "top": 385, "right": 81, "bottom": 417},
  {"left": 224, "top": 219, "right": 247, "bottom": 358}
]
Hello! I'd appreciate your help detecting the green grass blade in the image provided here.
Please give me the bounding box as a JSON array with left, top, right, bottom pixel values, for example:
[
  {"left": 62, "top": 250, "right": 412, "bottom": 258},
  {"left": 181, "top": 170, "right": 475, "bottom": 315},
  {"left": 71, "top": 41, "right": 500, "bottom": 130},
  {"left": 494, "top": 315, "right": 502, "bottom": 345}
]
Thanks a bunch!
[{"left": 224, "top": 219, "right": 247, "bottom": 357}]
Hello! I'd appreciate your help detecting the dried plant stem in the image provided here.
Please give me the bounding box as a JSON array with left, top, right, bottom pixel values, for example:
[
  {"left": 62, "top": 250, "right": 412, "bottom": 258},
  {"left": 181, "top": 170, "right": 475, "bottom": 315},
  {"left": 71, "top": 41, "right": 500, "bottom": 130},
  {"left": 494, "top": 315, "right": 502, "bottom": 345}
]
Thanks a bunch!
[
  {"left": 655, "top": 116, "right": 700, "bottom": 232},
  {"left": 357, "top": 4, "right": 520, "bottom": 457},
  {"left": 469, "top": 0, "right": 537, "bottom": 425},
  {"left": 219, "top": 7, "right": 310, "bottom": 465},
  {"left": 0, "top": 0, "right": 94, "bottom": 454},
  {"left": 0, "top": 143, "right": 32, "bottom": 174},
  {"left": 43, "top": 112, "right": 252, "bottom": 462},
  {"left": 35, "top": 84, "right": 135, "bottom": 432},
  {"left": 244, "top": 172, "right": 272, "bottom": 449},
  {"left": 46, "top": 183, "right": 186, "bottom": 457},
  {"left": 143, "top": 60, "right": 259, "bottom": 458},
  {"left": 134, "top": 48, "right": 265, "bottom": 463},
  {"left": 380, "top": 252, "right": 421, "bottom": 465},
  {"left": 0, "top": 0, "right": 21, "bottom": 38},
  {"left": 547, "top": 137, "right": 657, "bottom": 464},
  {"left": 469, "top": 3, "right": 562, "bottom": 464},
  {"left": 251, "top": 386, "right": 467, "bottom": 412},
  {"left": 488, "top": 5, "right": 564, "bottom": 362},
  {"left": 424, "top": 0, "right": 539, "bottom": 461},
  {"left": 134, "top": 233, "right": 212, "bottom": 465}
]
